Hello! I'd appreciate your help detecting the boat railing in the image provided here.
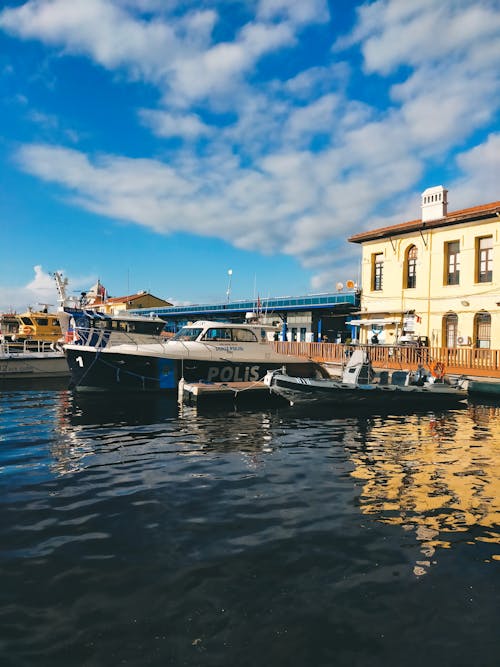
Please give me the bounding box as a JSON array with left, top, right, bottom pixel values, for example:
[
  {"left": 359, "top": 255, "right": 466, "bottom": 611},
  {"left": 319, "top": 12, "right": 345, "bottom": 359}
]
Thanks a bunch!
[
  {"left": 0, "top": 338, "right": 62, "bottom": 355},
  {"left": 72, "top": 326, "right": 164, "bottom": 349},
  {"left": 273, "top": 341, "right": 500, "bottom": 378}
]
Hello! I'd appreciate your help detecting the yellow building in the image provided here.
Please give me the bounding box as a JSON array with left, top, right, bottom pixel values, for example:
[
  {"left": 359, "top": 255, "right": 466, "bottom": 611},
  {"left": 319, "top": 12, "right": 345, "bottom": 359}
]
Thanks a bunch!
[
  {"left": 348, "top": 186, "right": 500, "bottom": 348},
  {"left": 99, "top": 291, "right": 172, "bottom": 315},
  {"left": 79, "top": 280, "right": 172, "bottom": 315}
]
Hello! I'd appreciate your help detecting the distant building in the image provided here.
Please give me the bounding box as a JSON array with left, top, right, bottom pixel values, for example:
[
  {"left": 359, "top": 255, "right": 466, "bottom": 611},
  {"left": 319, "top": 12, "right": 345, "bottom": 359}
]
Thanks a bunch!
[
  {"left": 133, "top": 292, "right": 359, "bottom": 342},
  {"left": 98, "top": 291, "right": 172, "bottom": 315},
  {"left": 348, "top": 186, "right": 500, "bottom": 348}
]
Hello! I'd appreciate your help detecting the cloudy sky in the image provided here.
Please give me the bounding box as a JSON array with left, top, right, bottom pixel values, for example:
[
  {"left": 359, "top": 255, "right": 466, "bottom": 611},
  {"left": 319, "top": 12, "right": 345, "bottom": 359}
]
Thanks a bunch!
[{"left": 1, "top": 0, "right": 499, "bottom": 311}]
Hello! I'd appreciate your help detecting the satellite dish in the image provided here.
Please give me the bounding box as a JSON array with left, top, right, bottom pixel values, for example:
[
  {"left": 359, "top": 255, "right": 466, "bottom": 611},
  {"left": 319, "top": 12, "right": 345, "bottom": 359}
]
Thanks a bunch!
[
  {"left": 346, "top": 280, "right": 355, "bottom": 289},
  {"left": 336, "top": 282, "right": 344, "bottom": 291}
]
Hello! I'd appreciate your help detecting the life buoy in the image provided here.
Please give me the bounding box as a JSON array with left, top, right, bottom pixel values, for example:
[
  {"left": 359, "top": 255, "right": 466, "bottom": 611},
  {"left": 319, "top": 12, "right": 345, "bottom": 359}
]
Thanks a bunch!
[
  {"left": 457, "top": 336, "right": 464, "bottom": 345},
  {"left": 23, "top": 326, "right": 33, "bottom": 335},
  {"left": 431, "top": 361, "right": 446, "bottom": 379}
]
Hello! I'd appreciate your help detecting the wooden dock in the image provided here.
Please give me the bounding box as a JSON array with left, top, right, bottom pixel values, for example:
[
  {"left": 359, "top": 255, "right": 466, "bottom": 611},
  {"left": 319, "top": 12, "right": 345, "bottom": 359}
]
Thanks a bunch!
[{"left": 181, "top": 380, "right": 285, "bottom": 408}]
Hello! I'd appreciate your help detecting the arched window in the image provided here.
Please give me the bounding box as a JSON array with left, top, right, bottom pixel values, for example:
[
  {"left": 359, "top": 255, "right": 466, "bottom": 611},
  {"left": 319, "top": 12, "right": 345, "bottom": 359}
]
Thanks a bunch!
[
  {"left": 474, "top": 312, "right": 491, "bottom": 349},
  {"left": 405, "top": 245, "right": 418, "bottom": 288},
  {"left": 443, "top": 313, "right": 458, "bottom": 348}
]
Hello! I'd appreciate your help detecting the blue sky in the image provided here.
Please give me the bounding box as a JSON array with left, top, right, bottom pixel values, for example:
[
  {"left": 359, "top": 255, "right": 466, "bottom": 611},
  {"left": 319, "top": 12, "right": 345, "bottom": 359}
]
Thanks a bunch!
[{"left": 1, "top": 0, "right": 499, "bottom": 312}]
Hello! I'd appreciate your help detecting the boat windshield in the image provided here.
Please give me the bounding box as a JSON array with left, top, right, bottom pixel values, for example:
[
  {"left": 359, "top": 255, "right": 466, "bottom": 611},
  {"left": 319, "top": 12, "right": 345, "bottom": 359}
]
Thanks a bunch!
[{"left": 172, "top": 327, "right": 203, "bottom": 342}]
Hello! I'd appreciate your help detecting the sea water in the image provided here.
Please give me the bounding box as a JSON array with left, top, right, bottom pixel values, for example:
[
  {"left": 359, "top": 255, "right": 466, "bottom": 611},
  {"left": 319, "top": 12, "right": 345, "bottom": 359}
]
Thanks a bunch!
[{"left": 1, "top": 387, "right": 499, "bottom": 666}]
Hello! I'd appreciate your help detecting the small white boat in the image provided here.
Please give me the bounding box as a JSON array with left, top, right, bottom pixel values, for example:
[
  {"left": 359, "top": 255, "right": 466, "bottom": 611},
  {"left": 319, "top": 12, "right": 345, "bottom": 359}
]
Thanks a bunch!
[
  {"left": 0, "top": 339, "right": 69, "bottom": 381},
  {"left": 264, "top": 350, "right": 468, "bottom": 408},
  {"left": 64, "top": 319, "right": 325, "bottom": 392}
]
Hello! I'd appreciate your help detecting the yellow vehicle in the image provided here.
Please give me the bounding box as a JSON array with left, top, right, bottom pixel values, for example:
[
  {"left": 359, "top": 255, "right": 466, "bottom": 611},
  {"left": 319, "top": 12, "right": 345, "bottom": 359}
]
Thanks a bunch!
[{"left": 15, "top": 309, "right": 63, "bottom": 342}]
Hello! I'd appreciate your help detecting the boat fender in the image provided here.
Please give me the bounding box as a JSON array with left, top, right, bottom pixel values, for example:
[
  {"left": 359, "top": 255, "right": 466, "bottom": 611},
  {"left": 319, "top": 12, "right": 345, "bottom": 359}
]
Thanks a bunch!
[
  {"left": 178, "top": 377, "right": 185, "bottom": 405},
  {"left": 431, "top": 361, "right": 446, "bottom": 380}
]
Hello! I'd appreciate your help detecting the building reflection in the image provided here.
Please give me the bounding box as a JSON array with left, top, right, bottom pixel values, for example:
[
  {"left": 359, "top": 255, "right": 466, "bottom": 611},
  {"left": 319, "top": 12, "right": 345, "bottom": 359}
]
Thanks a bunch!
[{"left": 345, "top": 405, "right": 500, "bottom": 575}]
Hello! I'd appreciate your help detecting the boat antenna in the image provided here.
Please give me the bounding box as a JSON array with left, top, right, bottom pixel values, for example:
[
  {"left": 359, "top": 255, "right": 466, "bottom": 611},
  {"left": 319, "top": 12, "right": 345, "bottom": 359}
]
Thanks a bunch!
[{"left": 52, "top": 271, "right": 69, "bottom": 309}]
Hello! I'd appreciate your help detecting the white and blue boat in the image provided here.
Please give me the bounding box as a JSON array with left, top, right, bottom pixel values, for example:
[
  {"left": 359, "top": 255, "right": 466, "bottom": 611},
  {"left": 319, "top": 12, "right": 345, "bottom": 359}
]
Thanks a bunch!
[{"left": 64, "top": 319, "right": 324, "bottom": 393}]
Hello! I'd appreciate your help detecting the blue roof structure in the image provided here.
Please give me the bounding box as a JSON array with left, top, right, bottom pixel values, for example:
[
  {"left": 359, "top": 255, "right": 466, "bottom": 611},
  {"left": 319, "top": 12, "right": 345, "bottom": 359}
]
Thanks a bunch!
[{"left": 131, "top": 291, "right": 359, "bottom": 319}]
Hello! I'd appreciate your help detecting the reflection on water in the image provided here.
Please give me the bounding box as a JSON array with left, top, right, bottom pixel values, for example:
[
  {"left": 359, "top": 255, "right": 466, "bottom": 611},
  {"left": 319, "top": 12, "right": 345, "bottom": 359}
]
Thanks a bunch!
[
  {"left": 46, "top": 393, "right": 500, "bottom": 577},
  {"left": 1, "top": 388, "right": 499, "bottom": 666},
  {"left": 345, "top": 406, "right": 500, "bottom": 575}
]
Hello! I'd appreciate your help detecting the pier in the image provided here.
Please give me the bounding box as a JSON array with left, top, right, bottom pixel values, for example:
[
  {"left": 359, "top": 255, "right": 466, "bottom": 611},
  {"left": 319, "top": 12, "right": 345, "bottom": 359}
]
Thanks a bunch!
[{"left": 180, "top": 380, "right": 285, "bottom": 408}]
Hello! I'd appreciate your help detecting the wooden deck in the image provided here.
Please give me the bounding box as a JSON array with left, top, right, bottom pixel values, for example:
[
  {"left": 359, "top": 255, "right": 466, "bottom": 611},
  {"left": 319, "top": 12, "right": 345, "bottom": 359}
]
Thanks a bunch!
[{"left": 273, "top": 341, "right": 500, "bottom": 379}]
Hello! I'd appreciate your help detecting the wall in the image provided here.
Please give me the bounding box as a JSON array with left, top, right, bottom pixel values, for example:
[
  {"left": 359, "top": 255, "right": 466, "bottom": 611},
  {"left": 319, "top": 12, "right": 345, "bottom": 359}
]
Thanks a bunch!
[{"left": 358, "top": 214, "right": 499, "bottom": 347}]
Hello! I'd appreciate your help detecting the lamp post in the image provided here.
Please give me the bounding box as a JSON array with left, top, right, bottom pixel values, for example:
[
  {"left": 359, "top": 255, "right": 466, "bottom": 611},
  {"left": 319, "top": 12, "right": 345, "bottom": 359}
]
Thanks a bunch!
[{"left": 226, "top": 269, "right": 233, "bottom": 302}]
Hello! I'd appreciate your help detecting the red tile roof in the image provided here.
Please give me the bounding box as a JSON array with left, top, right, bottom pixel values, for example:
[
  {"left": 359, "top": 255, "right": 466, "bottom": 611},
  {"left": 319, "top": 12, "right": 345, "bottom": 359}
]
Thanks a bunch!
[{"left": 348, "top": 200, "right": 500, "bottom": 244}]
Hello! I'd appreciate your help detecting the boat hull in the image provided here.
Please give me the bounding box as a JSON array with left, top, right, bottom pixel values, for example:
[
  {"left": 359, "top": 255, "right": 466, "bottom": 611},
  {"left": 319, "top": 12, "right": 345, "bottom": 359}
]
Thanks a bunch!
[
  {"left": 267, "top": 374, "right": 468, "bottom": 407},
  {"left": 65, "top": 347, "right": 319, "bottom": 392},
  {"left": 467, "top": 380, "right": 500, "bottom": 398},
  {"left": 0, "top": 353, "right": 69, "bottom": 380}
]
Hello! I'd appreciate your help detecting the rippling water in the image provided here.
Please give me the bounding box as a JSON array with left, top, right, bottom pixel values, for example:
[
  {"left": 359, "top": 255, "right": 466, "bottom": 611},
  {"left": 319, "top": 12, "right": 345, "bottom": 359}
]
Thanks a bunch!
[{"left": 1, "top": 387, "right": 499, "bottom": 666}]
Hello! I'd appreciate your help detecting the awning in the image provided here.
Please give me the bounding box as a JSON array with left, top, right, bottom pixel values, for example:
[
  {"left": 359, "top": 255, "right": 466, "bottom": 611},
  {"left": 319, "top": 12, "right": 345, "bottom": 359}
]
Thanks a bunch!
[{"left": 347, "top": 317, "right": 400, "bottom": 326}]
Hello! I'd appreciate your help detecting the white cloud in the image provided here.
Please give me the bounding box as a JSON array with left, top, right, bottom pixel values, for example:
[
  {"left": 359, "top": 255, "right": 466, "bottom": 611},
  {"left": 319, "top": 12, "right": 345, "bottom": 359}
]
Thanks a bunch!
[
  {"left": 0, "top": 265, "right": 91, "bottom": 313},
  {"left": 257, "top": 0, "right": 329, "bottom": 26},
  {"left": 0, "top": 265, "right": 57, "bottom": 313},
  {"left": 449, "top": 133, "right": 500, "bottom": 207},
  {"left": 341, "top": 0, "right": 500, "bottom": 75},
  {"left": 0, "top": 0, "right": 215, "bottom": 85},
  {"left": 284, "top": 94, "right": 340, "bottom": 145},
  {"left": 0, "top": 0, "right": 303, "bottom": 107},
  {"left": 138, "top": 109, "right": 212, "bottom": 139},
  {"left": 2, "top": 0, "right": 500, "bottom": 296}
]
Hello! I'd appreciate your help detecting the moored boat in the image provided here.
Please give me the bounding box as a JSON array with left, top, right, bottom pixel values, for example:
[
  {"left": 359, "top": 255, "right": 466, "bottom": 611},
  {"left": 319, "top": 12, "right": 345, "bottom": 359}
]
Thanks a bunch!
[
  {"left": 467, "top": 380, "right": 500, "bottom": 398},
  {"left": 0, "top": 339, "right": 68, "bottom": 381},
  {"left": 64, "top": 319, "right": 325, "bottom": 392},
  {"left": 264, "top": 350, "right": 468, "bottom": 408},
  {"left": 5, "top": 309, "right": 63, "bottom": 343}
]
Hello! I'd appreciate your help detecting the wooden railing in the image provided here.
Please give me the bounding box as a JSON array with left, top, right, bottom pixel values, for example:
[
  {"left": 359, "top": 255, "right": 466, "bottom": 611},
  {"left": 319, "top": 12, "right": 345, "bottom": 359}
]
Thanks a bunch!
[{"left": 272, "top": 342, "right": 500, "bottom": 378}]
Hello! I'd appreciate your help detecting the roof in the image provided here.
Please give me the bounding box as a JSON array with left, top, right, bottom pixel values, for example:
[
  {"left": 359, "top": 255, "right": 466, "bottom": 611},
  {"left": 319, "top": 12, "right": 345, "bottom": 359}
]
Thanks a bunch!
[
  {"left": 105, "top": 292, "right": 171, "bottom": 305},
  {"left": 348, "top": 200, "right": 500, "bottom": 244}
]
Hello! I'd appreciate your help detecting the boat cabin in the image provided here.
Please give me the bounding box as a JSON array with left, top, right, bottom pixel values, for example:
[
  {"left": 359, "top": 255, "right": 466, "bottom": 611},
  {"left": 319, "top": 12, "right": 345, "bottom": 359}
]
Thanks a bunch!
[
  {"left": 171, "top": 321, "right": 278, "bottom": 343},
  {"left": 15, "top": 310, "right": 63, "bottom": 342}
]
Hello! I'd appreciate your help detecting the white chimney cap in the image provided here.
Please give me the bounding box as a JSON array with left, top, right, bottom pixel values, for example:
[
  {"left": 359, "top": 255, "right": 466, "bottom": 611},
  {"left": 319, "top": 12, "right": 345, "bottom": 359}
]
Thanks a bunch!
[{"left": 421, "top": 185, "right": 448, "bottom": 222}]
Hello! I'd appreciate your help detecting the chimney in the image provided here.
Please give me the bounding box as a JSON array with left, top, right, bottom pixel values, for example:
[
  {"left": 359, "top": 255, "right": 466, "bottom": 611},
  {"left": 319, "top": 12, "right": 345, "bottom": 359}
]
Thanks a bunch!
[{"left": 421, "top": 185, "right": 448, "bottom": 222}]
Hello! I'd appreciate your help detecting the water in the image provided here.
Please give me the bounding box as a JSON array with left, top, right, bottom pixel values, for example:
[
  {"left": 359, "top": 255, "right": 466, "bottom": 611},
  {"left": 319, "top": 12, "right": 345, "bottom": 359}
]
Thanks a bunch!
[{"left": 1, "top": 387, "right": 499, "bottom": 667}]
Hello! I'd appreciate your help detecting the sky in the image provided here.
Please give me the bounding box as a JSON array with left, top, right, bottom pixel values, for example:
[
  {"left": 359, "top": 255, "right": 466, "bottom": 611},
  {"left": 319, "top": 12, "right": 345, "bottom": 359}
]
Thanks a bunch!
[{"left": 1, "top": 0, "right": 499, "bottom": 312}]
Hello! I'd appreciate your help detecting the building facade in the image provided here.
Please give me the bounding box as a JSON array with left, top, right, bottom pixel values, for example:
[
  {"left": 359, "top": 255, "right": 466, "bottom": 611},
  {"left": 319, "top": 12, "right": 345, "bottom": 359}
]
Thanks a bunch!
[{"left": 348, "top": 186, "right": 500, "bottom": 349}]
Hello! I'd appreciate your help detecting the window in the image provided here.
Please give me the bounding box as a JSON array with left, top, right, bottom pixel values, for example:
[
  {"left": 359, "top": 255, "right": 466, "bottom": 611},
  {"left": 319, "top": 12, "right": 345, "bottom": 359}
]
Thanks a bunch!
[
  {"left": 232, "top": 328, "right": 258, "bottom": 342},
  {"left": 405, "top": 245, "right": 418, "bottom": 288},
  {"left": 202, "top": 328, "right": 232, "bottom": 341},
  {"left": 443, "top": 313, "right": 458, "bottom": 348},
  {"left": 445, "top": 241, "right": 460, "bottom": 285},
  {"left": 372, "top": 253, "right": 384, "bottom": 291},
  {"left": 475, "top": 312, "right": 491, "bottom": 349},
  {"left": 476, "top": 236, "right": 492, "bottom": 283},
  {"left": 173, "top": 327, "right": 203, "bottom": 341}
]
